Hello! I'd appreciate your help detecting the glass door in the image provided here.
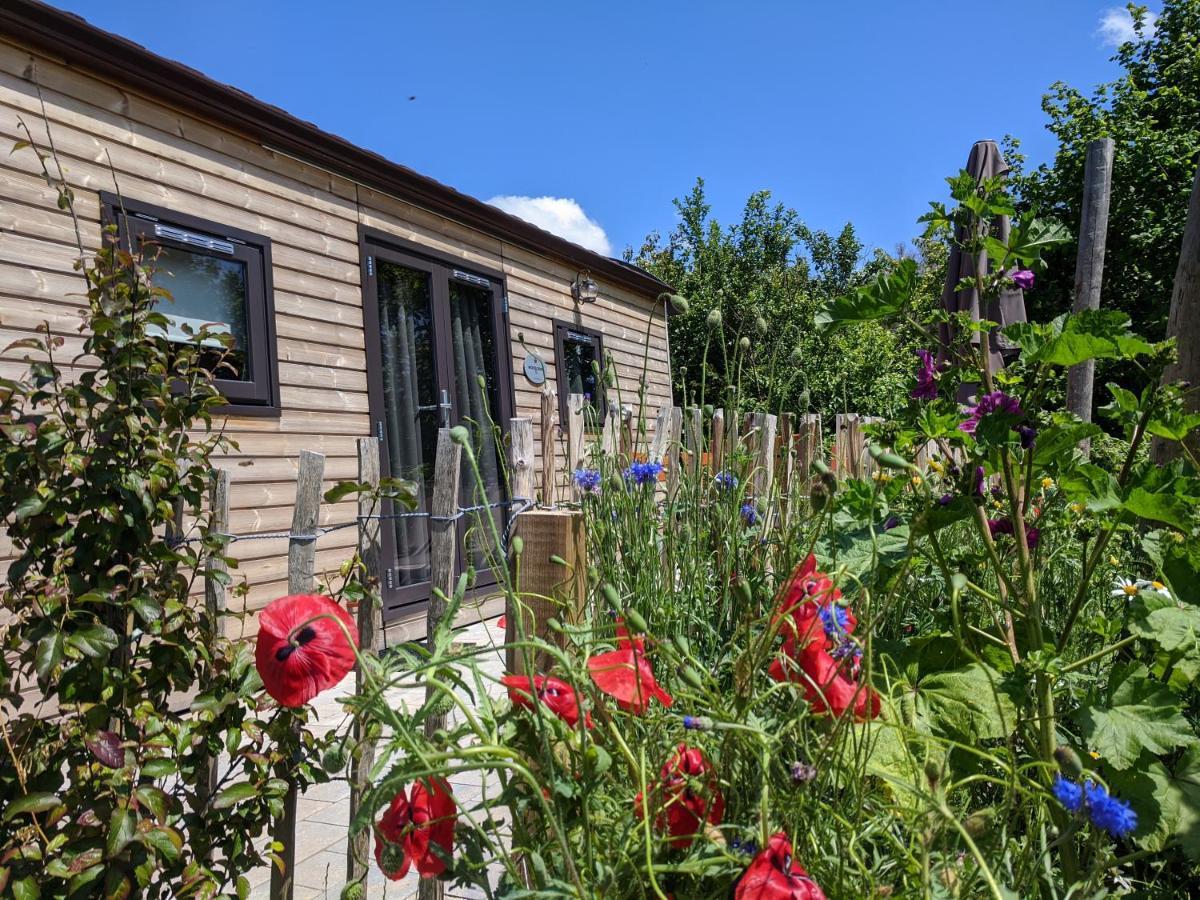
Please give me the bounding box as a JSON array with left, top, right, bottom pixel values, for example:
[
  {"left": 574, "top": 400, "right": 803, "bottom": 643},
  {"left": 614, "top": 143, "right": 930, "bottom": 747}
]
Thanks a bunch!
[{"left": 363, "top": 241, "right": 511, "bottom": 620}]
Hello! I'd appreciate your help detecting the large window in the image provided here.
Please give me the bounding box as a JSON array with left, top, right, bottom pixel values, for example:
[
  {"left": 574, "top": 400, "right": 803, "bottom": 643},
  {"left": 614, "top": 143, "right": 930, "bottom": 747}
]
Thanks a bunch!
[
  {"left": 101, "top": 193, "right": 280, "bottom": 415},
  {"left": 553, "top": 321, "right": 605, "bottom": 428}
]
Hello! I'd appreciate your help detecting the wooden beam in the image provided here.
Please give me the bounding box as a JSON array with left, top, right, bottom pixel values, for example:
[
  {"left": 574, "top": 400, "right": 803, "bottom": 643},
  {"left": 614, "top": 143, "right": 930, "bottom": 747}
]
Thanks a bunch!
[
  {"left": 565, "top": 393, "right": 585, "bottom": 491},
  {"left": 711, "top": 408, "right": 726, "bottom": 476},
  {"left": 1066, "top": 137, "right": 1115, "bottom": 451},
  {"left": 509, "top": 418, "right": 535, "bottom": 503},
  {"left": 347, "top": 439, "right": 381, "bottom": 889},
  {"left": 272, "top": 449, "right": 324, "bottom": 900},
  {"left": 1155, "top": 159, "right": 1200, "bottom": 463},
  {"left": 539, "top": 384, "right": 557, "bottom": 507}
]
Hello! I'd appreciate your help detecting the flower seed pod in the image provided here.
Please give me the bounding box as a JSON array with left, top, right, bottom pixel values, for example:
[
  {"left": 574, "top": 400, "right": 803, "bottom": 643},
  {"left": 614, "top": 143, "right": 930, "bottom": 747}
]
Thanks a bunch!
[
  {"left": 601, "top": 583, "right": 622, "bottom": 611},
  {"left": 449, "top": 425, "right": 470, "bottom": 446},
  {"left": 510, "top": 535, "right": 524, "bottom": 557},
  {"left": 1054, "top": 745, "right": 1084, "bottom": 778},
  {"left": 623, "top": 606, "right": 649, "bottom": 635},
  {"left": 706, "top": 308, "right": 722, "bottom": 329},
  {"left": 755, "top": 315, "right": 768, "bottom": 334},
  {"left": 669, "top": 293, "right": 690, "bottom": 314},
  {"left": 738, "top": 336, "right": 751, "bottom": 351}
]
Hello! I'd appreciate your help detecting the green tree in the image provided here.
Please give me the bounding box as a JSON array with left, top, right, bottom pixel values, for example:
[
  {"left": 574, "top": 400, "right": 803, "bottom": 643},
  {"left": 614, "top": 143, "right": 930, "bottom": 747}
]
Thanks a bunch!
[
  {"left": 628, "top": 179, "right": 940, "bottom": 420},
  {"left": 1013, "top": 0, "right": 1200, "bottom": 342}
]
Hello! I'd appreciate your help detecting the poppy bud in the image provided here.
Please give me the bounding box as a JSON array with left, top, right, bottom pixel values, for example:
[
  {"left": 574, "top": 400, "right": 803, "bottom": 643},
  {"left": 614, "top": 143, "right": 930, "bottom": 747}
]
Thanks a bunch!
[
  {"left": 340, "top": 885, "right": 365, "bottom": 900},
  {"left": 321, "top": 743, "right": 347, "bottom": 773},
  {"left": 868, "top": 445, "right": 913, "bottom": 471},
  {"left": 755, "top": 316, "right": 768, "bottom": 334},
  {"left": 925, "top": 759, "right": 941, "bottom": 788},
  {"left": 669, "top": 294, "right": 690, "bottom": 314},
  {"left": 449, "top": 425, "right": 470, "bottom": 446},
  {"left": 963, "top": 807, "right": 994, "bottom": 839},
  {"left": 790, "top": 346, "right": 803, "bottom": 365},
  {"left": 810, "top": 482, "right": 829, "bottom": 511},
  {"left": 706, "top": 308, "right": 722, "bottom": 329},
  {"left": 679, "top": 665, "right": 705, "bottom": 691},
  {"left": 546, "top": 617, "right": 564, "bottom": 633},
  {"left": 510, "top": 535, "right": 524, "bottom": 557},
  {"left": 623, "top": 607, "right": 649, "bottom": 635},
  {"left": 674, "top": 634, "right": 691, "bottom": 656},
  {"left": 601, "top": 583, "right": 622, "bottom": 611},
  {"left": 1054, "top": 745, "right": 1084, "bottom": 778},
  {"left": 738, "top": 336, "right": 751, "bottom": 351}
]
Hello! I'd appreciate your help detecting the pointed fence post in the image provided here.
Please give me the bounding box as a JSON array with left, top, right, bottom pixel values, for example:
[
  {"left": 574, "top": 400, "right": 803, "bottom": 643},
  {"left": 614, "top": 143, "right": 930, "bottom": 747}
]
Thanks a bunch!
[
  {"left": 796, "top": 414, "right": 823, "bottom": 487},
  {"left": 347, "top": 439, "right": 382, "bottom": 888},
  {"left": 1066, "top": 137, "right": 1115, "bottom": 455},
  {"left": 418, "top": 430, "right": 462, "bottom": 900},
  {"left": 271, "top": 450, "right": 324, "bottom": 900},
  {"left": 711, "top": 408, "right": 726, "bottom": 476},
  {"left": 565, "top": 394, "right": 585, "bottom": 496},
  {"left": 683, "top": 407, "right": 703, "bottom": 477},
  {"left": 540, "top": 385, "right": 557, "bottom": 507},
  {"left": 199, "top": 468, "right": 229, "bottom": 814}
]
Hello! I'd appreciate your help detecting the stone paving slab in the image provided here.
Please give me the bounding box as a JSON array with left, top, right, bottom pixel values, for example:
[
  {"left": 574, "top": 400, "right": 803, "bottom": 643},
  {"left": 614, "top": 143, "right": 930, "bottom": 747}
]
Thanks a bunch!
[{"left": 246, "top": 616, "right": 507, "bottom": 899}]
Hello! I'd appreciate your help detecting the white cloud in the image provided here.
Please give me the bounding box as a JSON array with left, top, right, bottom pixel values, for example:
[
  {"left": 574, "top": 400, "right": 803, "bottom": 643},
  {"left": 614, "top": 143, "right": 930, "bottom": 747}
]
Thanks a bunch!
[
  {"left": 486, "top": 195, "right": 612, "bottom": 257},
  {"left": 1097, "top": 6, "right": 1157, "bottom": 47}
]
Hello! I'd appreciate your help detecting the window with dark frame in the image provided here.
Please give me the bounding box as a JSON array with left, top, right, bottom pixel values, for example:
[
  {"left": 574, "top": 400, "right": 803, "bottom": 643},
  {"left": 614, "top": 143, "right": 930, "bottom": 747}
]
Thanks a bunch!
[
  {"left": 100, "top": 192, "right": 281, "bottom": 416},
  {"left": 553, "top": 321, "right": 605, "bottom": 428}
]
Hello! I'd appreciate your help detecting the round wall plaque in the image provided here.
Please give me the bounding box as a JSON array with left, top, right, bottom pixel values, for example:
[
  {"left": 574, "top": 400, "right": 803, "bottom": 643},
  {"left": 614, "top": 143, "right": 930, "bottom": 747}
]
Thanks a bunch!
[{"left": 523, "top": 352, "right": 546, "bottom": 385}]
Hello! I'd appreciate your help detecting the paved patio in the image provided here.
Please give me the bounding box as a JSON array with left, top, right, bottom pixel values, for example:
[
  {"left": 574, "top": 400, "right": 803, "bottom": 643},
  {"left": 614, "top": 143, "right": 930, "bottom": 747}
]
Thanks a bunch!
[{"left": 246, "top": 615, "right": 507, "bottom": 899}]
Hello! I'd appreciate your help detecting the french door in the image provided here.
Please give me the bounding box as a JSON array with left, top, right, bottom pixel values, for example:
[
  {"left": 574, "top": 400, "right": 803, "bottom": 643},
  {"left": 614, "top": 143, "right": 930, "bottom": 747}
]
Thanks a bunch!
[{"left": 361, "top": 234, "right": 512, "bottom": 620}]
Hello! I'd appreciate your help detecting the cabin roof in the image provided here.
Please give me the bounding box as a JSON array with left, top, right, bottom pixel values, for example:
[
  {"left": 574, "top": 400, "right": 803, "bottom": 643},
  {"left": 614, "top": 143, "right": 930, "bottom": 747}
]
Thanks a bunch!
[{"left": 0, "top": 0, "right": 672, "bottom": 299}]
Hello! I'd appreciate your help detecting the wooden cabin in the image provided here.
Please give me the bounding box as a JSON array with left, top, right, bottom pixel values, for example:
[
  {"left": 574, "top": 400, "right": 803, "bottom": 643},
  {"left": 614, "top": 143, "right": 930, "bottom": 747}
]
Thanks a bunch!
[{"left": 0, "top": 0, "right": 672, "bottom": 641}]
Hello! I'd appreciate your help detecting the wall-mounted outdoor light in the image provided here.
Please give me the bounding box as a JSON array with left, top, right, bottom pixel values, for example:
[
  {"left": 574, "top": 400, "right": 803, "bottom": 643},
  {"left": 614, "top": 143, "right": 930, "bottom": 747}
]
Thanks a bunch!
[{"left": 571, "top": 272, "right": 599, "bottom": 304}]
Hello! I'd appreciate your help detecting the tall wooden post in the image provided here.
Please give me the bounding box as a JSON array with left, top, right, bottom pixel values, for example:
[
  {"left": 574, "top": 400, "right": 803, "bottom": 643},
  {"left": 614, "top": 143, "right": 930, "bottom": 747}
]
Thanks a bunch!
[
  {"left": 272, "top": 450, "right": 324, "bottom": 900},
  {"left": 509, "top": 418, "right": 535, "bottom": 503},
  {"left": 347, "top": 439, "right": 381, "bottom": 888},
  {"left": 796, "top": 414, "right": 823, "bottom": 487},
  {"left": 664, "top": 406, "right": 683, "bottom": 500},
  {"left": 199, "top": 468, "right": 229, "bottom": 810},
  {"left": 539, "top": 385, "right": 557, "bottom": 507},
  {"left": 565, "top": 393, "right": 585, "bottom": 494},
  {"left": 1154, "top": 159, "right": 1200, "bottom": 464},
  {"left": 748, "top": 412, "right": 778, "bottom": 499},
  {"left": 683, "top": 407, "right": 703, "bottom": 477},
  {"left": 1066, "top": 137, "right": 1115, "bottom": 451},
  {"left": 777, "top": 413, "right": 795, "bottom": 524},
  {"left": 418, "top": 430, "right": 461, "bottom": 900},
  {"left": 711, "top": 408, "right": 726, "bottom": 476}
]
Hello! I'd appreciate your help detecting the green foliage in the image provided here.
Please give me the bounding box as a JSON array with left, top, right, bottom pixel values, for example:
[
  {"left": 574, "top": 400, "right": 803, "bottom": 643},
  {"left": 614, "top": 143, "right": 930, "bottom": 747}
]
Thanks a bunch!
[
  {"left": 1011, "top": 0, "right": 1200, "bottom": 399},
  {"left": 0, "top": 135, "right": 329, "bottom": 896},
  {"left": 627, "top": 179, "right": 941, "bottom": 420}
]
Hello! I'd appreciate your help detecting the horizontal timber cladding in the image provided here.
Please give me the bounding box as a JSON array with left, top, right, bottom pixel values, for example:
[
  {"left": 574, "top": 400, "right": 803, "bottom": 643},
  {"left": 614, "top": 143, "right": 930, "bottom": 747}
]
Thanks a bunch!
[{"left": 0, "top": 36, "right": 672, "bottom": 637}]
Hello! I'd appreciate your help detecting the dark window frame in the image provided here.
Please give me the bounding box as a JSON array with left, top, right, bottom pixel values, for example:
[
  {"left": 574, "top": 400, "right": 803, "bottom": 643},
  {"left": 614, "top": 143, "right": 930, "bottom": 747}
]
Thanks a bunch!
[
  {"left": 100, "top": 192, "right": 281, "bottom": 417},
  {"left": 552, "top": 320, "right": 606, "bottom": 428}
]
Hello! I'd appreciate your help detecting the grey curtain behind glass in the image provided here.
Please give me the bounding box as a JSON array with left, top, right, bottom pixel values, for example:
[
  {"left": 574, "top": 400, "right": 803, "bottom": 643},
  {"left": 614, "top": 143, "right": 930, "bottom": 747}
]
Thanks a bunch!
[
  {"left": 379, "top": 270, "right": 430, "bottom": 584},
  {"left": 449, "top": 284, "right": 502, "bottom": 566}
]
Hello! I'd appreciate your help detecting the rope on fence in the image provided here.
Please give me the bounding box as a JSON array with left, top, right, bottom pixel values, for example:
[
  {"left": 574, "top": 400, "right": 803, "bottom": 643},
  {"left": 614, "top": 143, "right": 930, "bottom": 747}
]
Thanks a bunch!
[{"left": 167, "top": 497, "right": 535, "bottom": 548}]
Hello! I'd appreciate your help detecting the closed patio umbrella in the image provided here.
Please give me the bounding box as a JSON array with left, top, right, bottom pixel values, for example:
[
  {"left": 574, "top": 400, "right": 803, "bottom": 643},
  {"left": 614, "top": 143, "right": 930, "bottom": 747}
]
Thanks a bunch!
[{"left": 938, "top": 139, "right": 1026, "bottom": 380}]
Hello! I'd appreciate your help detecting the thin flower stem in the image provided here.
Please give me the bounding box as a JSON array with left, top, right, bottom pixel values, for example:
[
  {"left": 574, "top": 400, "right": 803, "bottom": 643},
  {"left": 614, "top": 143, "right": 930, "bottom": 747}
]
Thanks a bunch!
[{"left": 1061, "top": 635, "right": 1137, "bottom": 674}]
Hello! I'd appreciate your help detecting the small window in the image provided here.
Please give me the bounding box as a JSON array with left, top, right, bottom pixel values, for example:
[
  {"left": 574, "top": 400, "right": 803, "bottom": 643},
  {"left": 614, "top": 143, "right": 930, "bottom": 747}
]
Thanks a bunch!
[
  {"left": 553, "top": 321, "right": 605, "bottom": 428},
  {"left": 101, "top": 193, "right": 280, "bottom": 416}
]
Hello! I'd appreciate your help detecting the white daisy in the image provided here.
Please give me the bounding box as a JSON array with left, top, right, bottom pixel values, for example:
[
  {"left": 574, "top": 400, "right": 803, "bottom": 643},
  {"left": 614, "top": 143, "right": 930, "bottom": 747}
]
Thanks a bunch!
[
  {"left": 1111, "top": 577, "right": 1140, "bottom": 599},
  {"left": 1136, "top": 579, "right": 1173, "bottom": 600}
]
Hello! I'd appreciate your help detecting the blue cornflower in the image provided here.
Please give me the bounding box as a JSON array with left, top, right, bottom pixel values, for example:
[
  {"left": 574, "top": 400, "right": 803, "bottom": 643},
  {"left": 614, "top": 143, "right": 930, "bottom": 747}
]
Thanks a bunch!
[
  {"left": 714, "top": 471, "right": 738, "bottom": 491},
  {"left": 573, "top": 468, "right": 602, "bottom": 494},
  {"left": 1052, "top": 775, "right": 1083, "bottom": 814},
  {"left": 740, "top": 502, "right": 758, "bottom": 526},
  {"left": 623, "top": 460, "right": 663, "bottom": 486},
  {"left": 1083, "top": 780, "right": 1138, "bottom": 838},
  {"left": 818, "top": 602, "right": 850, "bottom": 640}
]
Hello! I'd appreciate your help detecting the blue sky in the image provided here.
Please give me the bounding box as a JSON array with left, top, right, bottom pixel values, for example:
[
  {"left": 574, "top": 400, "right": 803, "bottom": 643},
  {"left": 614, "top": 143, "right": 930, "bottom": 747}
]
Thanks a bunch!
[{"left": 53, "top": 1, "right": 1152, "bottom": 261}]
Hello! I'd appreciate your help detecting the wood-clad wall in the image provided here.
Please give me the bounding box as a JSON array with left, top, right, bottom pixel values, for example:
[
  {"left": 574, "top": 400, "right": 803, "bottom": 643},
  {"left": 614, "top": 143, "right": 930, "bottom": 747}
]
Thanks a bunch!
[{"left": 0, "top": 40, "right": 671, "bottom": 636}]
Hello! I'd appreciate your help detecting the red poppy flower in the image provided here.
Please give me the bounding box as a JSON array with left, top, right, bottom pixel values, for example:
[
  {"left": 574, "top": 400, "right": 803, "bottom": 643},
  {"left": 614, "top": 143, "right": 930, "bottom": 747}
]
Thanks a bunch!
[
  {"left": 735, "top": 832, "right": 826, "bottom": 899},
  {"left": 375, "top": 778, "right": 456, "bottom": 880},
  {"left": 501, "top": 674, "right": 593, "bottom": 729},
  {"left": 635, "top": 743, "right": 724, "bottom": 848},
  {"left": 768, "top": 558, "right": 878, "bottom": 721},
  {"left": 587, "top": 621, "right": 673, "bottom": 714},
  {"left": 254, "top": 594, "right": 358, "bottom": 707}
]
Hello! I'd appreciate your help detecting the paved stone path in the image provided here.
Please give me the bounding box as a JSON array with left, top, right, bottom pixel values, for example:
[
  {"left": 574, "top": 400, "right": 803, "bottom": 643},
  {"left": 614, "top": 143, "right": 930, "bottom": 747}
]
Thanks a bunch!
[{"left": 246, "top": 616, "right": 507, "bottom": 899}]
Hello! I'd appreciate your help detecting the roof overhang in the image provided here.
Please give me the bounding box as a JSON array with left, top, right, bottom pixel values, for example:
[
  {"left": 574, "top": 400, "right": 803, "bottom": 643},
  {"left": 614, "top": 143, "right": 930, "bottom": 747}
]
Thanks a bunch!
[{"left": 0, "top": 0, "right": 672, "bottom": 299}]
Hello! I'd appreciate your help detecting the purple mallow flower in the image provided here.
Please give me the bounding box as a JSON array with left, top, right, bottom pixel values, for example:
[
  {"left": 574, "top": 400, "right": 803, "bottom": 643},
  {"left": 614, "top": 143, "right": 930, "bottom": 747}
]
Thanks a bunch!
[
  {"left": 573, "top": 468, "right": 602, "bottom": 494},
  {"left": 987, "top": 518, "right": 1014, "bottom": 538},
  {"left": 959, "top": 391, "right": 1024, "bottom": 435},
  {"left": 1018, "top": 424, "right": 1037, "bottom": 449},
  {"left": 623, "top": 460, "right": 663, "bottom": 486},
  {"left": 910, "top": 349, "right": 939, "bottom": 401},
  {"left": 1010, "top": 269, "right": 1036, "bottom": 291},
  {"left": 974, "top": 466, "right": 986, "bottom": 499}
]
